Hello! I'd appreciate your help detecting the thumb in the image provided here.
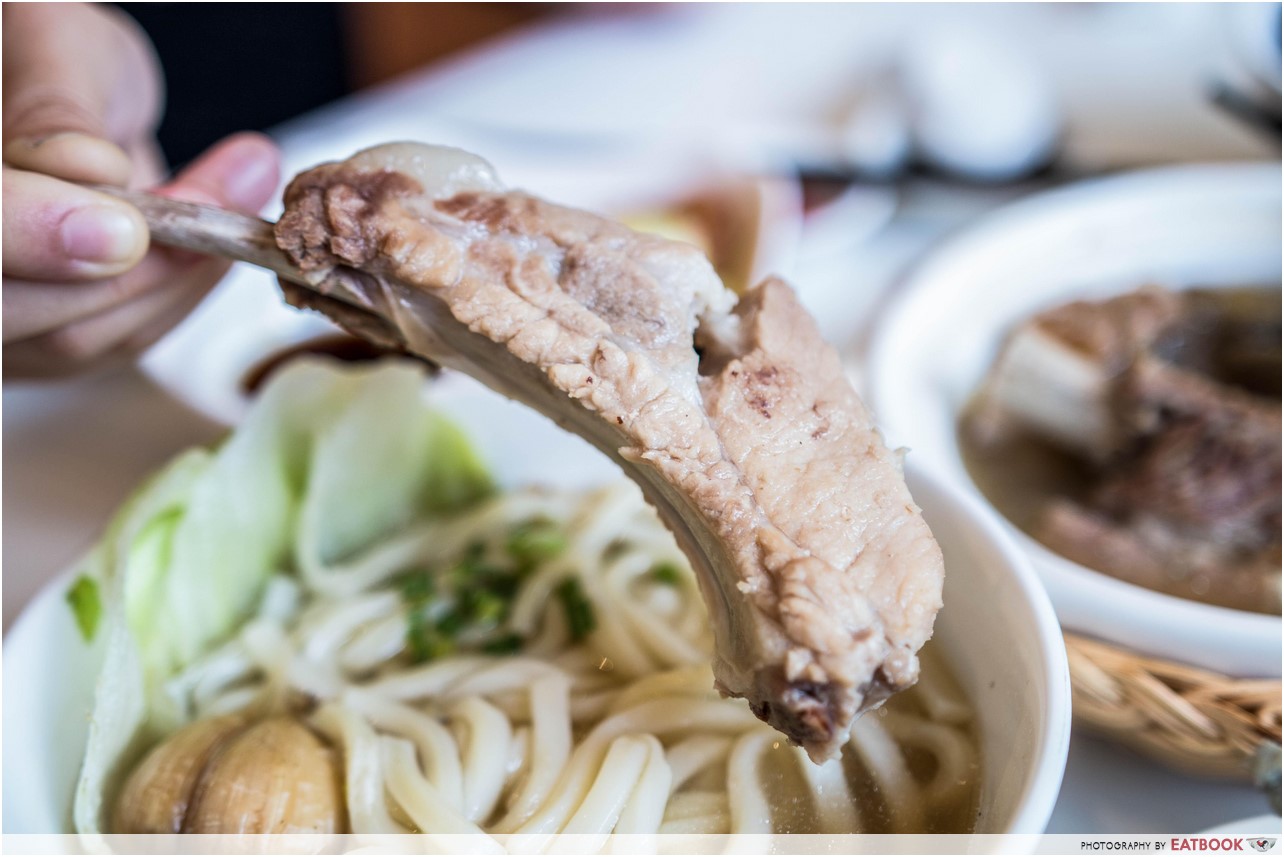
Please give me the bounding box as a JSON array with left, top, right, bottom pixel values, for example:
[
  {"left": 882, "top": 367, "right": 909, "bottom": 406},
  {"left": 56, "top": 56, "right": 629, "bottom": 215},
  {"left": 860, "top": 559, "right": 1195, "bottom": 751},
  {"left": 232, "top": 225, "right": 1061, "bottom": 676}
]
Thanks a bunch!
[
  {"left": 4, "top": 133, "right": 133, "bottom": 187},
  {"left": 2, "top": 4, "right": 158, "bottom": 184}
]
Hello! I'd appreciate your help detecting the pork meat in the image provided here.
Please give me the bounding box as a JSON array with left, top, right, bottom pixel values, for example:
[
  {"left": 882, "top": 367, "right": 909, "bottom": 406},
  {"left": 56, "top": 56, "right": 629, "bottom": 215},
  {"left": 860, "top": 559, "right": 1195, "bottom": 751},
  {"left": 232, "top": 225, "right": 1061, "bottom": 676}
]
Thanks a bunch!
[{"left": 273, "top": 143, "right": 945, "bottom": 761}]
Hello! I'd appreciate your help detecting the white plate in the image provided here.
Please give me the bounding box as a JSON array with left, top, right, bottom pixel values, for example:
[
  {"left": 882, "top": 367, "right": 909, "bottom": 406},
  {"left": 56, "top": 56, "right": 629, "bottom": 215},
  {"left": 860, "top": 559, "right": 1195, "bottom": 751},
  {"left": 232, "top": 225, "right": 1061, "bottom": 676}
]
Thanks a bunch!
[
  {"left": 2, "top": 373, "right": 1070, "bottom": 835},
  {"left": 140, "top": 139, "right": 801, "bottom": 427},
  {"left": 868, "top": 163, "right": 1282, "bottom": 676}
]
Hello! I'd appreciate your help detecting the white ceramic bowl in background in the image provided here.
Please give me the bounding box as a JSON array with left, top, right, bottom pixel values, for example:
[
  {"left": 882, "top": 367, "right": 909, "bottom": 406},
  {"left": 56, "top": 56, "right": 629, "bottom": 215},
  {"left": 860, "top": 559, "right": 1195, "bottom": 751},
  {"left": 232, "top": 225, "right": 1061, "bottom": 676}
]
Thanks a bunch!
[
  {"left": 868, "top": 163, "right": 1282, "bottom": 677},
  {"left": 3, "top": 373, "right": 1070, "bottom": 834}
]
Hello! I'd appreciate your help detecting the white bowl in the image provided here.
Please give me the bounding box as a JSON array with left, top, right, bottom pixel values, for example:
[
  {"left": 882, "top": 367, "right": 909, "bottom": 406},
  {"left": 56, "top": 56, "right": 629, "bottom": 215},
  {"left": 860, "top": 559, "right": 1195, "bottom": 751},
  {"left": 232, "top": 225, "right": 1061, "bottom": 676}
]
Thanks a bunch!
[
  {"left": 902, "top": 464, "right": 1071, "bottom": 835},
  {"left": 2, "top": 374, "right": 1069, "bottom": 835},
  {"left": 868, "top": 163, "right": 1282, "bottom": 677}
]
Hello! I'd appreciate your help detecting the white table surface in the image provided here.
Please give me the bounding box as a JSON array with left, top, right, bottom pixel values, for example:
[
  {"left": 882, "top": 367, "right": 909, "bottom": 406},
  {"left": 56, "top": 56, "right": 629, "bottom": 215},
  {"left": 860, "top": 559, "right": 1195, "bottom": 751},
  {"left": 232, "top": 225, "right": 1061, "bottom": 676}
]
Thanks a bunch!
[{"left": 4, "top": 2, "right": 1276, "bottom": 835}]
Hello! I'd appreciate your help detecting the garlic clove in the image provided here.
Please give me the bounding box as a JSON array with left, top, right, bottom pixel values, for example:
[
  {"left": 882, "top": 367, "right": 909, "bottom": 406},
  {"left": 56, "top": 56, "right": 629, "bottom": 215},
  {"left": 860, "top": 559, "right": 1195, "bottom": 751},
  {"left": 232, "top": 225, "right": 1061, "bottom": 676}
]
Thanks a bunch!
[
  {"left": 183, "top": 716, "right": 346, "bottom": 834},
  {"left": 112, "top": 712, "right": 250, "bottom": 833}
]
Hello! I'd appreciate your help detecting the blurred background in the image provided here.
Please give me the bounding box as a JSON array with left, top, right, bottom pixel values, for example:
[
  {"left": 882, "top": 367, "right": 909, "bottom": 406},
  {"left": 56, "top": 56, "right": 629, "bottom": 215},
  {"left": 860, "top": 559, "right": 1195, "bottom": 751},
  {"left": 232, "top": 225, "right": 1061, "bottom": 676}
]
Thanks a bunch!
[
  {"left": 123, "top": 2, "right": 1278, "bottom": 170},
  {"left": 119, "top": 3, "right": 551, "bottom": 165},
  {"left": 111, "top": 1, "right": 1280, "bottom": 349}
]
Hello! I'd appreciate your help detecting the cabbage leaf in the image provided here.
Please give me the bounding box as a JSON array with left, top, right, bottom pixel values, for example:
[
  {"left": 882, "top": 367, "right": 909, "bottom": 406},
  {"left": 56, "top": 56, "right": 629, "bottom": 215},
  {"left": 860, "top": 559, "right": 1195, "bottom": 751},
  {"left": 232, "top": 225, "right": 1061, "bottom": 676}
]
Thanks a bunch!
[{"left": 71, "top": 359, "right": 492, "bottom": 835}]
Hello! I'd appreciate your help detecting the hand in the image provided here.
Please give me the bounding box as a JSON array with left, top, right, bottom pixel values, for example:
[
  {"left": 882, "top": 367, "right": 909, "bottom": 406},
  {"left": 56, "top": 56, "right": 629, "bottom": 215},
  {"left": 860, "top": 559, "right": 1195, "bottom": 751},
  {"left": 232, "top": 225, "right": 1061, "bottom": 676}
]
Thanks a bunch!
[{"left": 2, "top": 3, "right": 281, "bottom": 377}]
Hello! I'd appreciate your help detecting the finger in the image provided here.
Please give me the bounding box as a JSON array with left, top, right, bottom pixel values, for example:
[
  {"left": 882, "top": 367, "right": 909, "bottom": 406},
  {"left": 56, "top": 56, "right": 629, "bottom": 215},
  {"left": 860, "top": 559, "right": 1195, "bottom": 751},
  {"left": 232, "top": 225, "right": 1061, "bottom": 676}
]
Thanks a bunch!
[
  {"left": 3, "top": 134, "right": 280, "bottom": 340},
  {"left": 2, "top": 167, "right": 148, "bottom": 282},
  {"left": 2, "top": 132, "right": 278, "bottom": 286},
  {"left": 155, "top": 132, "right": 280, "bottom": 214},
  {"left": 126, "top": 135, "right": 167, "bottom": 189},
  {"left": 4, "top": 287, "right": 180, "bottom": 377},
  {"left": 3, "top": 257, "right": 228, "bottom": 378},
  {"left": 2, "top": 4, "right": 161, "bottom": 147},
  {"left": 2, "top": 253, "right": 175, "bottom": 340},
  {"left": 3, "top": 132, "right": 133, "bottom": 185},
  {"left": 119, "top": 257, "right": 228, "bottom": 355}
]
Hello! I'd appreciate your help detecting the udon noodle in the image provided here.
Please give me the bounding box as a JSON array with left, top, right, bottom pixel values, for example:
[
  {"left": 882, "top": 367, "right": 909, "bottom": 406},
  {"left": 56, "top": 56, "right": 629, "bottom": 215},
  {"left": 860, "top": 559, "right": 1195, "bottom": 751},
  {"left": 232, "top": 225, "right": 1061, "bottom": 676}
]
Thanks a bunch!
[{"left": 153, "top": 481, "right": 979, "bottom": 839}]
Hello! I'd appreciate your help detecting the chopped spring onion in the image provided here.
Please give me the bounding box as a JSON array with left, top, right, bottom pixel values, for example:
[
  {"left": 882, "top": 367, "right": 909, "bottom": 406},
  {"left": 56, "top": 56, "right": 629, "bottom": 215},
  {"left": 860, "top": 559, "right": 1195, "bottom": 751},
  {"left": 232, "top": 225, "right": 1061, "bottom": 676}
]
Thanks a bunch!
[
  {"left": 649, "top": 562, "right": 683, "bottom": 586},
  {"left": 397, "top": 569, "right": 436, "bottom": 604},
  {"left": 461, "top": 588, "right": 508, "bottom": 626},
  {"left": 555, "top": 577, "right": 597, "bottom": 642},
  {"left": 407, "top": 607, "right": 456, "bottom": 662},
  {"left": 506, "top": 519, "right": 567, "bottom": 567},
  {"left": 482, "top": 633, "right": 525, "bottom": 655},
  {"left": 66, "top": 575, "right": 102, "bottom": 642},
  {"left": 398, "top": 521, "right": 579, "bottom": 661},
  {"left": 435, "top": 609, "right": 466, "bottom": 637}
]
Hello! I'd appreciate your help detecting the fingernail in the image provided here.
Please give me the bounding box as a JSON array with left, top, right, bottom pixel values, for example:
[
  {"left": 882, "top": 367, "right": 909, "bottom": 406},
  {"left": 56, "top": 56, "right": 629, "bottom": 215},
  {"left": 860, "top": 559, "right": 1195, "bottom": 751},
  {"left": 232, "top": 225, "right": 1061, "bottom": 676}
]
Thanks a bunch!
[{"left": 60, "top": 205, "right": 142, "bottom": 264}]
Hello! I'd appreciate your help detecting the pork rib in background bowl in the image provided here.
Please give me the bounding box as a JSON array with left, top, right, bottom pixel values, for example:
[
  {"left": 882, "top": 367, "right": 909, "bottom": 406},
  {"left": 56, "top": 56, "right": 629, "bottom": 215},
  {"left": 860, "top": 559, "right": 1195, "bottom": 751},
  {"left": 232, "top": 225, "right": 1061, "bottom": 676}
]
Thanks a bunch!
[{"left": 867, "top": 163, "right": 1282, "bottom": 677}]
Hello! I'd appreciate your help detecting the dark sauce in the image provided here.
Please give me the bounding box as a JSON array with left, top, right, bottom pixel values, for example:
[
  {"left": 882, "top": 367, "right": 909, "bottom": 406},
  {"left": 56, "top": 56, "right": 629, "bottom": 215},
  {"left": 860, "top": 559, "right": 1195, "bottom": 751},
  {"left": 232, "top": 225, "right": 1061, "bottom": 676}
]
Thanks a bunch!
[{"left": 241, "top": 334, "right": 437, "bottom": 396}]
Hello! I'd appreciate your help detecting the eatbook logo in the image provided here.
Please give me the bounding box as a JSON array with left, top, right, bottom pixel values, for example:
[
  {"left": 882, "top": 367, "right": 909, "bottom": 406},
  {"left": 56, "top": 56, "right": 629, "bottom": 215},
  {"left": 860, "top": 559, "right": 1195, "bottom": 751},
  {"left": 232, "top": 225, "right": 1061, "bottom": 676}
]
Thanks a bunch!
[{"left": 1249, "top": 840, "right": 1276, "bottom": 853}]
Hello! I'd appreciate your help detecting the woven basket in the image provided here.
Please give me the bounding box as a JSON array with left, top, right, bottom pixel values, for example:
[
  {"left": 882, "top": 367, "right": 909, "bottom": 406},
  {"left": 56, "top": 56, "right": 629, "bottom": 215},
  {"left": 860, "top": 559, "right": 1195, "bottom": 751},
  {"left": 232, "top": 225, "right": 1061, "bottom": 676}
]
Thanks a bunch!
[{"left": 1066, "top": 633, "right": 1282, "bottom": 785}]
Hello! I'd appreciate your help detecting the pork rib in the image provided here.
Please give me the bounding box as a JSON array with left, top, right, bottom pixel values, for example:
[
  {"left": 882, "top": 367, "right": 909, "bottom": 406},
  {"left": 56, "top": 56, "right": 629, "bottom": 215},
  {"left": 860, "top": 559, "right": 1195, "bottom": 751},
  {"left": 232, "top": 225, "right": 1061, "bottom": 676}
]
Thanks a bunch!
[{"left": 273, "top": 143, "right": 944, "bottom": 761}]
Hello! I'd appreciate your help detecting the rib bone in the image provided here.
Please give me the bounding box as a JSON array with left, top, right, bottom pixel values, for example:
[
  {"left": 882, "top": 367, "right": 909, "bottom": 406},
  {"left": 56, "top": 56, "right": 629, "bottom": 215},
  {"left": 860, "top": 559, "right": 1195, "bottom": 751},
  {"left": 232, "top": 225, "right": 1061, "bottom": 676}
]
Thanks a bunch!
[{"left": 270, "top": 143, "right": 943, "bottom": 762}]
